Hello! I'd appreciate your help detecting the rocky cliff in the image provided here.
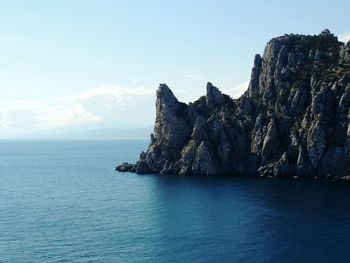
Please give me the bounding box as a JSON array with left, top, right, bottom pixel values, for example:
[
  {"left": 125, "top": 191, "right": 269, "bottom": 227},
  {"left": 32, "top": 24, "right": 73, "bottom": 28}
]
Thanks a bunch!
[{"left": 117, "top": 30, "right": 350, "bottom": 179}]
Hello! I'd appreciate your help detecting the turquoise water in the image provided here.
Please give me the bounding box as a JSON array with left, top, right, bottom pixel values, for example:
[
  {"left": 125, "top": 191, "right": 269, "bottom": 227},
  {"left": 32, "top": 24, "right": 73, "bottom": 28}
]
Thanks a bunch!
[{"left": 1, "top": 140, "right": 350, "bottom": 262}]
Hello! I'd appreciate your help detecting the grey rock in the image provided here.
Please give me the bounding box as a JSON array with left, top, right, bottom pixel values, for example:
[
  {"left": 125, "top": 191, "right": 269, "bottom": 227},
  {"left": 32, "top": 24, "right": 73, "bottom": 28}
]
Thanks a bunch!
[
  {"left": 117, "top": 30, "right": 350, "bottom": 179},
  {"left": 192, "top": 142, "right": 220, "bottom": 175},
  {"left": 154, "top": 84, "right": 192, "bottom": 148},
  {"left": 248, "top": 54, "right": 262, "bottom": 97},
  {"left": 341, "top": 41, "right": 350, "bottom": 62},
  {"left": 116, "top": 162, "right": 135, "bottom": 172},
  {"left": 307, "top": 120, "right": 326, "bottom": 169},
  {"left": 206, "top": 82, "right": 225, "bottom": 108},
  {"left": 261, "top": 118, "right": 277, "bottom": 163},
  {"left": 319, "top": 29, "right": 332, "bottom": 36}
]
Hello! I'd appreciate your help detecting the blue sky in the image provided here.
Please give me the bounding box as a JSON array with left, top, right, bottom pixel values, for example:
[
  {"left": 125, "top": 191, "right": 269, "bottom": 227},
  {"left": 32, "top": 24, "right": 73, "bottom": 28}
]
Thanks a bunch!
[{"left": 1, "top": 0, "right": 350, "bottom": 137}]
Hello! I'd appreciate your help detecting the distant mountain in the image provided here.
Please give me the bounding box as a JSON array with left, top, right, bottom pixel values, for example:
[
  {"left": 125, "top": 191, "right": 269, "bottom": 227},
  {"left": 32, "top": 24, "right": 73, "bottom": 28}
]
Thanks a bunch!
[
  {"left": 46, "top": 127, "right": 152, "bottom": 139},
  {"left": 2, "top": 127, "right": 152, "bottom": 140}
]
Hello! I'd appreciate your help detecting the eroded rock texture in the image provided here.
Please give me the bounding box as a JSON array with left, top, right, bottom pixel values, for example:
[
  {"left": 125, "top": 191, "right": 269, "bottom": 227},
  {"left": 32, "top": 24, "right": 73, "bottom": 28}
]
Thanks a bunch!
[{"left": 117, "top": 30, "right": 350, "bottom": 178}]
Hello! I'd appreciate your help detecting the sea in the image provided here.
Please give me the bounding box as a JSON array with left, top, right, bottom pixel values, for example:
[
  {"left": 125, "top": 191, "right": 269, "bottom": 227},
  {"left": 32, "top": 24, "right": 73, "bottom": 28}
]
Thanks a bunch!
[{"left": 1, "top": 140, "right": 350, "bottom": 262}]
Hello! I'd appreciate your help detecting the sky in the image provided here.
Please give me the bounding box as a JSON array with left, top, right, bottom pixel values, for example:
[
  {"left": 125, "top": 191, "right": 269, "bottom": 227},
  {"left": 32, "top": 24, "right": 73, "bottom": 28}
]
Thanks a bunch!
[{"left": 1, "top": 0, "right": 350, "bottom": 137}]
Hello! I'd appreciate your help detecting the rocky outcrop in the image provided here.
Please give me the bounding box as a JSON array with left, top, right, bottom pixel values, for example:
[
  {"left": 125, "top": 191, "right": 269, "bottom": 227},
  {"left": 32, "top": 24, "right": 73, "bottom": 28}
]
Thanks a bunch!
[{"left": 117, "top": 30, "right": 350, "bottom": 179}]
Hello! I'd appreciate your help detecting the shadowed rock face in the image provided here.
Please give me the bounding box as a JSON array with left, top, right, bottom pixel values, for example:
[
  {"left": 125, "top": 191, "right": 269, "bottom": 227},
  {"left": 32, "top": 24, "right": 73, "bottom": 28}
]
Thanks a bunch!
[{"left": 117, "top": 30, "right": 350, "bottom": 178}]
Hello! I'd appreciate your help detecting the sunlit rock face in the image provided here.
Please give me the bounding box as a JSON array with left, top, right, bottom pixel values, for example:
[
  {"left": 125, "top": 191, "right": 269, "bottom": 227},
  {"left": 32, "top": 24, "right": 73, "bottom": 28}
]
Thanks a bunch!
[{"left": 117, "top": 30, "right": 350, "bottom": 179}]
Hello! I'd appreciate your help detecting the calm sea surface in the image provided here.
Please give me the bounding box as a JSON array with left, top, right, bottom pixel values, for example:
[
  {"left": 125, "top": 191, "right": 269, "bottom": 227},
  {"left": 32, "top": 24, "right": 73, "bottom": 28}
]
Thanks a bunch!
[{"left": 1, "top": 140, "right": 350, "bottom": 262}]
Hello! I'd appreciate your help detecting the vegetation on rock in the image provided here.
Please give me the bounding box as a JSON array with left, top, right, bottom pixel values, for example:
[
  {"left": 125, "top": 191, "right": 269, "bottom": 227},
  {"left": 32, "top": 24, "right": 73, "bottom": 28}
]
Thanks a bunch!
[{"left": 117, "top": 30, "right": 350, "bottom": 179}]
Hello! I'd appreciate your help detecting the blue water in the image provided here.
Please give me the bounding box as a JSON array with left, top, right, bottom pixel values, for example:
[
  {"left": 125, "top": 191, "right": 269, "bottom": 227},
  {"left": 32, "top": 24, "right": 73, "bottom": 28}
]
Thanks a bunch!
[{"left": 1, "top": 140, "right": 350, "bottom": 262}]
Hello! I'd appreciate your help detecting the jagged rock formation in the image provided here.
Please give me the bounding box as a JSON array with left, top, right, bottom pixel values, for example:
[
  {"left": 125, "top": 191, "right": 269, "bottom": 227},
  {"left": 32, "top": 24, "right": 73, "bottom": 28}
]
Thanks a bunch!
[{"left": 117, "top": 30, "right": 350, "bottom": 179}]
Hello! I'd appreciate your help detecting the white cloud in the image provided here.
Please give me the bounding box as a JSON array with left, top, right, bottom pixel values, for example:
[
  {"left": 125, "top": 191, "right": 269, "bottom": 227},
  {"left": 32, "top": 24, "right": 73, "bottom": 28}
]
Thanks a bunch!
[
  {"left": 0, "top": 100, "right": 44, "bottom": 112},
  {"left": 36, "top": 104, "right": 102, "bottom": 129},
  {"left": 0, "top": 99, "right": 101, "bottom": 130},
  {"left": 57, "top": 85, "right": 155, "bottom": 102},
  {"left": 224, "top": 81, "right": 249, "bottom": 99},
  {"left": 184, "top": 74, "right": 203, "bottom": 80},
  {"left": 0, "top": 82, "right": 255, "bottom": 136},
  {"left": 0, "top": 113, "right": 10, "bottom": 128},
  {"left": 0, "top": 85, "right": 157, "bottom": 134},
  {"left": 0, "top": 100, "right": 44, "bottom": 129},
  {"left": 339, "top": 32, "right": 350, "bottom": 43}
]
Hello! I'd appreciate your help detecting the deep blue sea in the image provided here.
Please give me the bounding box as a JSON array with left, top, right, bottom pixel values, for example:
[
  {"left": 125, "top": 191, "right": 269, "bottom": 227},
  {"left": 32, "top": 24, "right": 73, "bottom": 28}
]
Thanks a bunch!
[{"left": 1, "top": 140, "right": 350, "bottom": 262}]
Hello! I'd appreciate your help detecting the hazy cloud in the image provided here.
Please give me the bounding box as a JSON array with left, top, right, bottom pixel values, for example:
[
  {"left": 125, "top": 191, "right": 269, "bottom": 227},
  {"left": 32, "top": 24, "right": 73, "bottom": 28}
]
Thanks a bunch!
[
  {"left": 36, "top": 104, "right": 102, "bottom": 129},
  {"left": 57, "top": 85, "right": 155, "bottom": 102},
  {"left": 339, "top": 32, "right": 350, "bottom": 43},
  {"left": 0, "top": 82, "right": 252, "bottom": 137},
  {"left": 224, "top": 81, "right": 249, "bottom": 99},
  {"left": 0, "top": 99, "right": 101, "bottom": 130},
  {"left": 0, "top": 113, "right": 10, "bottom": 128},
  {"left": 0, "top": 85, "right": 157, "bottom": 135}
]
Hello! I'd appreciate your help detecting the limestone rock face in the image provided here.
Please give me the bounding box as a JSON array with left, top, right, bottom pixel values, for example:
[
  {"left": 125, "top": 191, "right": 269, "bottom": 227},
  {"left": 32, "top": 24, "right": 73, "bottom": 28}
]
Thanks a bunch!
[
  {"left": 206, "top": 82, "right": 225, "bottom": 108},
  {"left": 116, "top": 30, "right": 350, "bottom": 179}
]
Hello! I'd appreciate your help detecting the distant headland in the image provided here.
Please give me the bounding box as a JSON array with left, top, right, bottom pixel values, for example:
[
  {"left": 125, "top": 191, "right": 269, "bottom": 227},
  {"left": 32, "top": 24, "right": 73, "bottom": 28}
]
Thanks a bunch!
[{"left": 117, "top": 30, "right": 350, "bottom": 180}]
